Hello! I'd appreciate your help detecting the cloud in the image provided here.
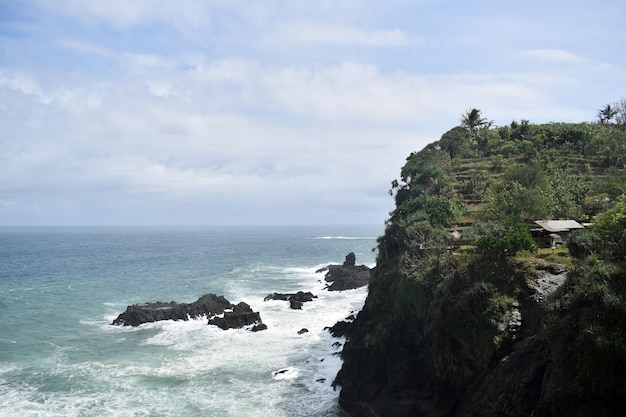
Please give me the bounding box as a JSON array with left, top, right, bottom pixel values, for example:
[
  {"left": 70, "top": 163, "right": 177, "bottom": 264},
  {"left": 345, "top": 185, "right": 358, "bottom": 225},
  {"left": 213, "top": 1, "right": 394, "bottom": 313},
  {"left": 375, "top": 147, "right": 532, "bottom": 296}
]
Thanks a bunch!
[
  {"left": 0, "top": 70, "right": 51, "bottom": 102},
  {"left": 34, "top": 0, "right": 212, "bottom": 30},
  {"left": 519, "top": 49, "right": 587, "bottom": 63},
  {"left": 268, "top": 22, "right": 425, "bottom": 47}
]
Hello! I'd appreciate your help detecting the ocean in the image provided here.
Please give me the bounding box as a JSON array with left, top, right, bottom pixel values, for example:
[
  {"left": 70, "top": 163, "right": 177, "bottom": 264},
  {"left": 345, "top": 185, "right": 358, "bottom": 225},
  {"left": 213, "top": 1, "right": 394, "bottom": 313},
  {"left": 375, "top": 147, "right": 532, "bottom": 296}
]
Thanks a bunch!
[{"left": 0, "top": 225, "right": 381, "bottom": 417}]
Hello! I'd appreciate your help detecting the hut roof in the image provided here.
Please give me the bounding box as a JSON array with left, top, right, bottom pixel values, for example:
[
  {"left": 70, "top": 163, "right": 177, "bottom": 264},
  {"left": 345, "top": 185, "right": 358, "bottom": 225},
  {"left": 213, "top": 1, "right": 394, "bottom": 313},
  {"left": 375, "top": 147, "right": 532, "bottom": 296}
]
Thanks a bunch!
[{"left": 534, "top": 220, "right": 584, "bottom": 233}]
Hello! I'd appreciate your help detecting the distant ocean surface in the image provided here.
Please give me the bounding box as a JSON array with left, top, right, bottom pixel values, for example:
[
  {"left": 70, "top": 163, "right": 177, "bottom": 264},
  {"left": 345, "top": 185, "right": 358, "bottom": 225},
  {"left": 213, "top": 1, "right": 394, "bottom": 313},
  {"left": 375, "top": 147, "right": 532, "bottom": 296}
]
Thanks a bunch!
[{"left": 0, "top": 225, "right": 381, "bottom": 417}]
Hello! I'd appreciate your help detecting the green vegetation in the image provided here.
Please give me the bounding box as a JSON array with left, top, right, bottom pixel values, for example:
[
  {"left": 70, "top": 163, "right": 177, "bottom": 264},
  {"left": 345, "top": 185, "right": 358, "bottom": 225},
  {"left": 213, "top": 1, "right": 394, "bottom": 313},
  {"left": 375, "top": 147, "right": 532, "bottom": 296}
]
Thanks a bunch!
[{"left": 366, "top": 100, "right": 626, "bottom": 413}]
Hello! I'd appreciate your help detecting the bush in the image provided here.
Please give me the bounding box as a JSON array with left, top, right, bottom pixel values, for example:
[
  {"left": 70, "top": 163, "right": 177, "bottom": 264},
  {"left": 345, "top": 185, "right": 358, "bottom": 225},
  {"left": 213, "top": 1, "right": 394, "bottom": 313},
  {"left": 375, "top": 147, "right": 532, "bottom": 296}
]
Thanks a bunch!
[
  {"left": 475, "top": 221, "right": 538, "bottom": 258},
  {"left": 567, "top": 229, "right": 602, "bottom": 259},
  {"left": 591, "top": 202, "right": 626, "bottom": 261},
  {"left": 544, "top": 260, "right": 626, "bottom": 413}
]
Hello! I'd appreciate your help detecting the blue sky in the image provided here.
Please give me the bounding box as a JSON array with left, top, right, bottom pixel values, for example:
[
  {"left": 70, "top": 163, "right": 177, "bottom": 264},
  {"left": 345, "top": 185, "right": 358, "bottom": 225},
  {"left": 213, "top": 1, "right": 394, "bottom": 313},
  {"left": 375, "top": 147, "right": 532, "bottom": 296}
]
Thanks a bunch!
[{"left": 1, "top": 0, "right": 625, "bottom": 226}]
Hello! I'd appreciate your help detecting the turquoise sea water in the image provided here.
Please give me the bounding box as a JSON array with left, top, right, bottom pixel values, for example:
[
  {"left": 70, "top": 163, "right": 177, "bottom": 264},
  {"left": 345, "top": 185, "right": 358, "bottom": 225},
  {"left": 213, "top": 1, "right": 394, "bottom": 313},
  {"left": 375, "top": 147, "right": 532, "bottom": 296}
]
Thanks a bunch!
[{"left": 0, "top": 225, "right": 381, "bottom": 417}]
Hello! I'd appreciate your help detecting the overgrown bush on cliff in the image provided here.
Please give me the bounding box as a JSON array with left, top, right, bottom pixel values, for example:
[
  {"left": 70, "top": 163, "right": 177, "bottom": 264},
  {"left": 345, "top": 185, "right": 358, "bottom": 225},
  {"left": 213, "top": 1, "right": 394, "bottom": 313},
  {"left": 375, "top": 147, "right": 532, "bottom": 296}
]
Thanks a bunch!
[
  {"left": 591, "top": 202, "right": 626, "bottom": 261},
  {"left": 545, "top": 202, "right": 626, "bottom": 414},
  {"left": 474, "top": 220, "right": 538, "bottom": 259},
  {"left": 544, "top": 256, "right": 626, "bottom": 414},
  {"left": 567, "top": 202, "right": 626, "bottom": 261}
]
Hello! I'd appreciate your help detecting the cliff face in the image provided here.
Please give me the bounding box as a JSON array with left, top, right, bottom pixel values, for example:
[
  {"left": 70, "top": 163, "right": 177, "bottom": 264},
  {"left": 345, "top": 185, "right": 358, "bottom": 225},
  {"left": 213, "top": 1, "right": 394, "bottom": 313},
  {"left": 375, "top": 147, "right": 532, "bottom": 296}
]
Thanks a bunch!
[
  {"left": 334, "top": 120, "right": 626, "bottom": 417},
  {"left": 335, "top": 246, "right": 626, "bottom": 417},
  {"left": 335, "top": 258, "right": 566, "bottom": 417}
]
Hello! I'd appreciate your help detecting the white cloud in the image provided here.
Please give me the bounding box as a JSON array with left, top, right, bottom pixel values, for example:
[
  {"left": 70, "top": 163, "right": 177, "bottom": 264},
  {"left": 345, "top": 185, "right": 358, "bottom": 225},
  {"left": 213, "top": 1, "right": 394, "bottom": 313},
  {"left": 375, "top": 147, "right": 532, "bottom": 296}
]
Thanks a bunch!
[
  {"left": 35, "top": 0, "right": 212, "bottom": 30},
  {"left": 0, "top": 70, "right": 51, "bottom": 103},
  {"left": 269, "top": 22, "right": 424, "bottom": 47},
  {"left": 519, "top": 49, "right": 587, "bottom": 63},
  {"left": 193, "top": 59, "right": 259, "bottom": 84}
]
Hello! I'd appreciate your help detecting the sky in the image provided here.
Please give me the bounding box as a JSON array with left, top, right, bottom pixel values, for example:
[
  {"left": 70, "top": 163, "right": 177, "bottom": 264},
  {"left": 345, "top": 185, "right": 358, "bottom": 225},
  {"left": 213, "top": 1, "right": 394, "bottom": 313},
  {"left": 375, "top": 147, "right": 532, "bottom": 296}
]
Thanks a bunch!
[{"left": 1, "top": 0, "right": 625, "bottom": 226}]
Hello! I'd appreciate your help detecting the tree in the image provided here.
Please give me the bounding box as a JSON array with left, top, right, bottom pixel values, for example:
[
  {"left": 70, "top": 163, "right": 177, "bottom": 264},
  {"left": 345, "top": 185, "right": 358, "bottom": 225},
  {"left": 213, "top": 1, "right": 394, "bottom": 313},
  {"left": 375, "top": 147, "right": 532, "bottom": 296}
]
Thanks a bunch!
[
  {"left": 438, "top": 126, "right": 471, "bottom": 159},
  {"left": 547, "top": 169, "right": 588, "bottom": 220},
  {"left": 482, "top": 164, "right": 551, "bottom": 221},
  {"left": 566, "top": 229, "right": 602, "bottom": 259},
  {"left": 504, "top": 164, "right": 545, "bottom": 188},
  {"left": 598, "top": 103, "right": 618, "bottom": 125},
  {"left": 591, "top": 202, "right": 626, "bottom": 261},
  {"left": 461, "top": 108, "right": 488, "bottom": 137},
  {"left": 598, "top": 98, "right": 626, "bottom": 127},
  {"left": 475, "top": 220, "right": 538, "bottom": 258}
]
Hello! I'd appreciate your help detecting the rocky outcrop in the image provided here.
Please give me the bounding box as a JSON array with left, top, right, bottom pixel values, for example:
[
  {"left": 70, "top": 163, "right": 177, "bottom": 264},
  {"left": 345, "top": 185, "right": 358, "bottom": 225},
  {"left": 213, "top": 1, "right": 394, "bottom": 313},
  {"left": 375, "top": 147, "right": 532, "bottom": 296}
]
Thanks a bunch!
[
  {"left": 208, "top": 302, "right": 266, "bottom": 331},
  {"left": 112, "top": 293, "right": 266, "bottom": 331},
  {"left": 317, "top": 253, "right": 371, "bottom": 291},
  {"left": 334, "top": 261, "right": 568, "bottom": 417},
  {"left": 343, "top": 252, "right": 357, "bottom": 267},
  {"left": 327, "top": 312, "right": 357, "bottom": 338},
  {"left": 112, "top": 293, "right": 234, "bottom": 326},
  {"left": 264, "top": 291, "right": 317, "bottom": 309}
]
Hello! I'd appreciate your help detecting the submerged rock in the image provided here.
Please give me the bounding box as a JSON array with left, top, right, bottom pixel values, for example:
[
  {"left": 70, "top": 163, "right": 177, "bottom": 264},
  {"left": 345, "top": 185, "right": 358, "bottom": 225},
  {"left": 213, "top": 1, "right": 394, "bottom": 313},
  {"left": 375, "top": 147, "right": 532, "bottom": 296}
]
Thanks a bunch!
[{"left": 264, "top": 291, "right": 317, "bottom": 309}]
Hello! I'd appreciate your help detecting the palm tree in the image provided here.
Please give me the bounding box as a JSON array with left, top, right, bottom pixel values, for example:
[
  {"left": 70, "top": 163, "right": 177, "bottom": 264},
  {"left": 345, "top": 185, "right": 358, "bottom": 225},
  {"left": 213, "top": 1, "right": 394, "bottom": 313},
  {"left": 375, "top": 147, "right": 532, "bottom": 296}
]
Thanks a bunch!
[
  {"left": 461, "top": 108, "right": 487, "bottom": 136},
  {"left": 598, "top": 103, "right": 618, "bottom": 125}
]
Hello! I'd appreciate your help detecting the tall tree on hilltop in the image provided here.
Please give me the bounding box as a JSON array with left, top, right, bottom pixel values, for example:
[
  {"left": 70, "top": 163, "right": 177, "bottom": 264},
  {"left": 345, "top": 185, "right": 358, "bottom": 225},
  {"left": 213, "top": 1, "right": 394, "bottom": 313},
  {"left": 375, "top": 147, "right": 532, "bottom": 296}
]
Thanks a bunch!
[
  {"left": 598, "top": 103, "right": 618, "bottom": 125},
  {"left": 461, "top": 108, "right": 488, "bottom": 136},
  {"left": 598, "top": 98, "right": 626, "bottom": 127}
]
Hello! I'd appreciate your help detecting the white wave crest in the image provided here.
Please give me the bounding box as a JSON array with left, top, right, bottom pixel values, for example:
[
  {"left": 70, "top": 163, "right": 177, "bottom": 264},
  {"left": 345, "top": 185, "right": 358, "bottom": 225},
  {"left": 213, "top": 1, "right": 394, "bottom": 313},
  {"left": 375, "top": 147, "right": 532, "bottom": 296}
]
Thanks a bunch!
[{"left": 311, "top": 236, "right": 375, "bottom": 240}]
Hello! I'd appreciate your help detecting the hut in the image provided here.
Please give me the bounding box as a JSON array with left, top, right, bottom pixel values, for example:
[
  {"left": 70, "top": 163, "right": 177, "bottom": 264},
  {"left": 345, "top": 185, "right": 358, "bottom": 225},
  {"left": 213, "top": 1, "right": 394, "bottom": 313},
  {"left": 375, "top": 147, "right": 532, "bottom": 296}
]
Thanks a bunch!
[{"left": 532, "top": 220, "right": 585, "bottom": 248}]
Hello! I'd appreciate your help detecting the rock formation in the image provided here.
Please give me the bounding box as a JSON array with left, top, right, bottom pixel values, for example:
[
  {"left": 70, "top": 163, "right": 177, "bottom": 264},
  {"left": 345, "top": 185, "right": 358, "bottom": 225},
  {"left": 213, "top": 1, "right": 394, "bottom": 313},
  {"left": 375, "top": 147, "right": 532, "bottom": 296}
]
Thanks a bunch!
[
  {"left": 264, "top": 291, "right": 317, "bottom": 309},
  {"left": 333, "top": 261, "right": 571, "bottom": 417},
  {"left": 317, "top": 252, "right": 371, "bottom": 291},
  {"left": 343, "top": 252, "right": 356, "bottom": 267},
  {"left": 208, "top": 302, "right": 266, "bottom": 331},
  {"left": 112, "top": 293, "right": 266, "bottom": 331}
]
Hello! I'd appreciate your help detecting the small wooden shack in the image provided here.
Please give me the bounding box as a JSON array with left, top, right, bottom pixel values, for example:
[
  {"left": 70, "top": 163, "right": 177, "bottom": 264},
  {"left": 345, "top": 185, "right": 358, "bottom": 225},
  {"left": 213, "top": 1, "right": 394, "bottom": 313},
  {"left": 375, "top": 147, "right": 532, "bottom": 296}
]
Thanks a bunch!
[{"left": 532, "top": 220, "right": 585, "bottom": 248}]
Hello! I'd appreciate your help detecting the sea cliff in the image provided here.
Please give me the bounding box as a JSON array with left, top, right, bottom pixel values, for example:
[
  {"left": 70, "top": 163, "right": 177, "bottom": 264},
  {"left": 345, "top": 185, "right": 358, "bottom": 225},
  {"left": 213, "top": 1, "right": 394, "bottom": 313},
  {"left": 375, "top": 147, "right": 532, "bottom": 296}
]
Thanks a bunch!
[
  {"left": 335, "top": 256, "right": 568, "bottom": 417},
  {"left": 334, "top": 118, "right": 626, "bottom": 416}
]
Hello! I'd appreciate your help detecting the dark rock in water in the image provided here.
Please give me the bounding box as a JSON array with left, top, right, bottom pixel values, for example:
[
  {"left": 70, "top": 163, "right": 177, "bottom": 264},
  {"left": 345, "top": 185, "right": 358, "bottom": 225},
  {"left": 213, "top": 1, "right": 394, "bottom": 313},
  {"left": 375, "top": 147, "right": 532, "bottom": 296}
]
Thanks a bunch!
[
  {"left": 264, "top": 291, "right": 317, "bottom": 309},
  {"left": 316, "top": 254, "right": 371, "bottom": 291},
  {"left": 343, "top": 252, "right": 356, "bottom": 267},
  {"left": 327, "top": 320, "right": 352, "bottom": 338},
  {"left": 250, "top": 323, "right": 267, "bottom": 332},
  {"left": 208, "top": 302, "right": 265, "bottom": 331},
  {"left": 113, "top": 294, "right": 266, "bottom": 331},
  {"left": 264, "top": 292, "right": 289, "bottom": 301},
  {"left": 112, "top": 293, "right": 234, "bottom": 327},
  {"left": 298, "top": 328, "right": 309, "bottom": 335},
  {"left": 273, "top": 368, "right": 296, "bottom": 378}
]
